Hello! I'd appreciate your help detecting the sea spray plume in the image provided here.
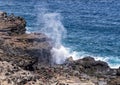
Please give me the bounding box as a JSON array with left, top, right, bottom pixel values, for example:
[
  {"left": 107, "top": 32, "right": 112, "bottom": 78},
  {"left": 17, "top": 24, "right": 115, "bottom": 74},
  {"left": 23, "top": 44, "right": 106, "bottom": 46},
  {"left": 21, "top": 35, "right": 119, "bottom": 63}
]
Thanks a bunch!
[
  {"left": 35, "top": 3, "right": 78, "bottom": 64},
  {"left": 41, "top": 13, "right": 66, "bottom": 47},
  {"left": 40, "top": 13, "right": 69, "bottom": 64},
  {"left": 39, "top": 12, "right": 79, "bottom": 64}
]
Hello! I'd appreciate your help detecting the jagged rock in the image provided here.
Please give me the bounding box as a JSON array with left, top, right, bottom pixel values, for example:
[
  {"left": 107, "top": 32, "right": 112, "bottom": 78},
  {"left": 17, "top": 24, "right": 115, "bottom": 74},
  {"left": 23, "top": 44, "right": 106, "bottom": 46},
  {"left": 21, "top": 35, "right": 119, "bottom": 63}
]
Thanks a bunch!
[
  {"left": 82, "top": 56, "right": 95, "bottom": 62},
  {"left": 116, "top": 67, "right": 120, "bottom": 76},
  {"left": 81, "top": 57, "right": 109, "bottom": 74},
  {"left": 108, "top": 77, "right": 120, "bottom": 85},
  {"left": 0, "top": 61, "right": 43, "bottom": 85},
  {"left": 0, "top": 33, "right": 52, "bottom": 71},
  {"left": 0, "top": 11, "right": 120, "bottom": 85},
  {"left": 0, "top": 12, "right": 52, "bottom": 71},
  {"left": 0, "top": 12, "right": 26, "bottom": 35},
  {"left": 65, "top": 56, "right": 110, "bottom": 76}
]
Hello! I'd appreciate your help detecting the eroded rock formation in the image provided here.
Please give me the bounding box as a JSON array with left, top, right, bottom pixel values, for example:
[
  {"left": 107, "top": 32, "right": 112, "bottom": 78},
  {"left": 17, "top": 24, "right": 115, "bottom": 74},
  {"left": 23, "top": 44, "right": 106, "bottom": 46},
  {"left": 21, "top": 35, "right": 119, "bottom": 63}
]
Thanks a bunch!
[
  {"left": 0, "top": 12, "right": 26, "bottom": 35},
  {"left": 0, "top": 12, "right": 52, "bottom": 71},
  {"left": 0, "top": 12, "right": 119, "bottom": 85}
]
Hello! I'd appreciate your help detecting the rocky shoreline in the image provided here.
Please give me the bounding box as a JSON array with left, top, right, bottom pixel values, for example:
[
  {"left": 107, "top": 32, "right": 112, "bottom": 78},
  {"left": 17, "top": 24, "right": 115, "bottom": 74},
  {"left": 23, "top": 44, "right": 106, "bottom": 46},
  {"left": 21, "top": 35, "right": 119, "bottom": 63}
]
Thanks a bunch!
[{"left": 0, "top": 11, "right": 119, "bottom": 85}]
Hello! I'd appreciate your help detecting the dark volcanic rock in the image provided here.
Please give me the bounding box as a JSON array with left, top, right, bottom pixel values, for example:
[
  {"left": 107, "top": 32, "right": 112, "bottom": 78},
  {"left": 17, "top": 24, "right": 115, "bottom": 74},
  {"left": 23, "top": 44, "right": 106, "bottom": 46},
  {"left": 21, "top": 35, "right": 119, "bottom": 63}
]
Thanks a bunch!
[
  {"left": 116, "top": 67, "right": 120, "bottom": 76},
  {"left": 82, "top": 57, "right": 109, "bottom": 73},
  {"left": 0, "top": 11, "right": 26, "bottom": 35},
  {"left": 65, "top": 56, "right": 110, "bottom": 76},
  {"left": 0, "top": 33, "right": 52, "bottom": 71},
  {"left": 0, "top": 11, "right": 120, "bottom": 85},
  {"left": 82, "top": 57, "right": 95, "bottom": 61},
  {"left": 0, "top": 12, "right": 52, "bottom": 71},
  {"left": 108, "top": 77, "right": 120, "bottom": 85}
]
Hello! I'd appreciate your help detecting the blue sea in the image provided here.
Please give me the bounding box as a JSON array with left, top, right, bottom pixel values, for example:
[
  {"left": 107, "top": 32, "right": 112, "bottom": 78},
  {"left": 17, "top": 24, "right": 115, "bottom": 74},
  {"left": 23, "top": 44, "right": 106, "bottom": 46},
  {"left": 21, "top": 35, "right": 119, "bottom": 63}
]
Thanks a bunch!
[{"left": 0, "top": 0, "right": 120, "bottom": 68}]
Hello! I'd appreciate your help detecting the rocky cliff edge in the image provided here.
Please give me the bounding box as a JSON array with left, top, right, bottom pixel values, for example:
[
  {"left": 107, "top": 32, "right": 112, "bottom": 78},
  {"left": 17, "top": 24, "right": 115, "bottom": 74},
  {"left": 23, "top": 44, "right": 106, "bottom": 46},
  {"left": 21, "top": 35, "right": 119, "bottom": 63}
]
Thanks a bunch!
[{"left": 0, "top": 12, "right": 119, "bottom": 85}]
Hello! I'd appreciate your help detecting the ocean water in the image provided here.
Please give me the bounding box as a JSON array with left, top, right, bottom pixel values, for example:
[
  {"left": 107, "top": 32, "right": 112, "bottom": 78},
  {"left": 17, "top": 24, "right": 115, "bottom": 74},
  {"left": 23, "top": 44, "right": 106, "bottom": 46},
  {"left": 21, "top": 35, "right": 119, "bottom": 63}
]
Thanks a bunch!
[{"left": 0, "top": 0, "right": 120, "bottom": 68}]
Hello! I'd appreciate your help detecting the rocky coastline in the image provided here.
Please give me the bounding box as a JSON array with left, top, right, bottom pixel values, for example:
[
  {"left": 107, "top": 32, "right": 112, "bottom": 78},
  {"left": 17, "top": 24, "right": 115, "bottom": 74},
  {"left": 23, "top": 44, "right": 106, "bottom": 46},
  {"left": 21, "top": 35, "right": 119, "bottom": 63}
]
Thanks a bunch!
[{"left": 0, "top": 11, "right": 119, "bottom": 85}]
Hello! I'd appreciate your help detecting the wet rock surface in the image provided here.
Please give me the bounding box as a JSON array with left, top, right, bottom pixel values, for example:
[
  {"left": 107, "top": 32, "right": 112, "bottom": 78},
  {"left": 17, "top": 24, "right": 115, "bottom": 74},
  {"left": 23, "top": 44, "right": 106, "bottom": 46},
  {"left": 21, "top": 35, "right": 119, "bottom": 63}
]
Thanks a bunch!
[{"left": 0, "top": 12, "right": 119, "bottom": 85}]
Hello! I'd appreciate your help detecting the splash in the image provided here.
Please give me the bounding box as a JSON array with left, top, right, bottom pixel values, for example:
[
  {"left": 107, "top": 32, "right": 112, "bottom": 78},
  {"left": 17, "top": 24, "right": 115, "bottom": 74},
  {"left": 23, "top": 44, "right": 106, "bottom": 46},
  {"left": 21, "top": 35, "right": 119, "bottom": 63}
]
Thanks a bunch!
[
  {"left": 36, "top": 11, "right": 118, "bottom": 66},
  {"left": 41, "top": 13, "right": 66, "bottom": 47},
  {"left": 38, "top": 12, "right": 78, "bottom": 64},
  {"left": 35, "top": 4, "right": 120, "bottom": 67},
  {"left": 41, "top": 13, "right": 67, "bottom": 64}
]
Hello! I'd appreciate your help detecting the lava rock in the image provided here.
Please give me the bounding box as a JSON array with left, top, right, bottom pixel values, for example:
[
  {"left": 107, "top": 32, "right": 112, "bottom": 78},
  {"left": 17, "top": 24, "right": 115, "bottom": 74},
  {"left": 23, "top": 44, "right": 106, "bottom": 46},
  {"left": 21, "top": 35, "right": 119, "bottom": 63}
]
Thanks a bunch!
[
  {"left": 0, "top": 12, "right": 26, "bottom": 35},
  {"left": 116, "top": 67, "right": 120, "bottom": 76},
  {"left": 0, "top": 12, "right": 52, "bottom": 71}
]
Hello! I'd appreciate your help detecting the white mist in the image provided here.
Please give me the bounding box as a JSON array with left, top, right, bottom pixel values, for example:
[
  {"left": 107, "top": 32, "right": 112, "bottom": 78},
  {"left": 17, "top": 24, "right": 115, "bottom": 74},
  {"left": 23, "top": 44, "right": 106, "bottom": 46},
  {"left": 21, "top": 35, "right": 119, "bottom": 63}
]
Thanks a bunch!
[{"left": 38, "top": 12, "right": 78, "bottom": 64}]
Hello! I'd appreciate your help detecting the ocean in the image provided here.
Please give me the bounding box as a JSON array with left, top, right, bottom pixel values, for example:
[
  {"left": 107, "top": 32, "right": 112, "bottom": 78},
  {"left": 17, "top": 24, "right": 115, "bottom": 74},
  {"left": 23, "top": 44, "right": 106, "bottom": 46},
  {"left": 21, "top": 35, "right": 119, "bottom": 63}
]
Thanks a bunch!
[{"left": 0, "top": 0, "right": 120, "bottom": 68}]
